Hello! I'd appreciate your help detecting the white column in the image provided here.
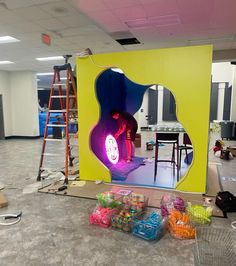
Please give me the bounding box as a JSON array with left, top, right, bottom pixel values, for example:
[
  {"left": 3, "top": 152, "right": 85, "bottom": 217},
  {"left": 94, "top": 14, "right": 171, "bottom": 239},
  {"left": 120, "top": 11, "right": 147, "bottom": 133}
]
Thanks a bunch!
[
  {"left": 10, "top": 71, "right": 39, "bottom": 136},
  {"left": 157, "top": 85, "right": 163, "bottom": 123},
  {"left": 231, "top": 66, "right": 236, "bottom": 121},
  {"left": 0, "top": 71, "right": 12, "bottom": 136},
  {"left": 217, "top": 82, "right": 225, "bottom": 120}
]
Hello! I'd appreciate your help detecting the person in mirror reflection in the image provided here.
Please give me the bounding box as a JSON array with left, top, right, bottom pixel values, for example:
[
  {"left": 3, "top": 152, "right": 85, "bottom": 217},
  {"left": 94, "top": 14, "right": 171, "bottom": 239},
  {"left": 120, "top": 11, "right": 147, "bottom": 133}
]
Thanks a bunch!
[{"left": 110, "top": 110, "right": 138, "bottom": 163}]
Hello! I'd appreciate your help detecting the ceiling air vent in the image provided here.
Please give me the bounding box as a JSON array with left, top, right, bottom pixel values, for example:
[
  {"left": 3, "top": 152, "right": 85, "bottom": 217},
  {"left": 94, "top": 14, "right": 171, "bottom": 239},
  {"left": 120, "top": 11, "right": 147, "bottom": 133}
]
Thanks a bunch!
[{"left": 115, "top": 37, "right": 140, "bottom": 45}]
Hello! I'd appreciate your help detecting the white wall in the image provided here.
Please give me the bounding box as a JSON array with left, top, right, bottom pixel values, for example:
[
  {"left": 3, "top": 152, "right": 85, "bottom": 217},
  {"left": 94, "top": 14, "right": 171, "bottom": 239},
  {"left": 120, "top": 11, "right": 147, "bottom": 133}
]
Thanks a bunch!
[
  {"left": 0, "top": 71, "right": 12, "bottom": 136},
  {"left": 212, "top": 62, "right": 233, "bottom": 84},
  {"left": 138, "top": 89, "right": 149, "bottom": 127},
  {"left": 157, "top": 85, "right": 164, "bottom": 123},
  {"left": 231, "top": 65, "right": 236, "bottom": 121},
  {"left": 211, "top": 62, "right": 234, "bottom": 121},
  {"left": 10, "top": 71, "right": 39, "bottom": 136}
]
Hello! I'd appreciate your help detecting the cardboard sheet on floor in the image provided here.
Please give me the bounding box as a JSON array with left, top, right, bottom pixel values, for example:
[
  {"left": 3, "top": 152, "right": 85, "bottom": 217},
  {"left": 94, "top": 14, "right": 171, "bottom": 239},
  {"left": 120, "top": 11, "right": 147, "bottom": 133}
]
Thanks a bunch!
[
  {"left": 206, "top": 163, "right": 222, "bottom": 197},
  {"left": 0, "top": 192, "right": 8, "bottom": 208},
  {"left": 39, "top": 174, "right": 224, "bottom": 218}
]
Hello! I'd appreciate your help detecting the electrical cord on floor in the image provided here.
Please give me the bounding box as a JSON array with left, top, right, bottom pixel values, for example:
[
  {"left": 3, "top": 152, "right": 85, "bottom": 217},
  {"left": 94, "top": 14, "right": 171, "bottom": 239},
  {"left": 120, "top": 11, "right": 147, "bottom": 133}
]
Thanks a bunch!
[
  {"left": 231, "top": 221, "right": 236, "bottom": 229},
  {"left": 0, "top": 211, "right": 22, "bottom": 226}
]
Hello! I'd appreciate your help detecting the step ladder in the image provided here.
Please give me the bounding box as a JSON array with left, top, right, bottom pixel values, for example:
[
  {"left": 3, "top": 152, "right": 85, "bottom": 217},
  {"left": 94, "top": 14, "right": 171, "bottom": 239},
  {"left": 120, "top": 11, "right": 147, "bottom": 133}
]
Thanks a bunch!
[{"left": 37, "top": 55, "right": 78, "bottom": 184}]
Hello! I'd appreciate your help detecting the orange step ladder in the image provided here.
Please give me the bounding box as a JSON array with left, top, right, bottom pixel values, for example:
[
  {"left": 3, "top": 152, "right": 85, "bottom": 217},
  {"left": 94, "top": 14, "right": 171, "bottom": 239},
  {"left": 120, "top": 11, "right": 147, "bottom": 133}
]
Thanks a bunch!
[{"left": 37, "top": 55, "right": 78, "bottom": 184}]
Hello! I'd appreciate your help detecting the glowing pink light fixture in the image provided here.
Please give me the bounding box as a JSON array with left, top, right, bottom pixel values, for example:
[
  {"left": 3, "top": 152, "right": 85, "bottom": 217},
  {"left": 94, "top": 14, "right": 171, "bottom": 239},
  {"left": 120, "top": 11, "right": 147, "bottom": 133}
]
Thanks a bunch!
[{"left": 105, "top": 134, "right": 119, "bottom": 164}]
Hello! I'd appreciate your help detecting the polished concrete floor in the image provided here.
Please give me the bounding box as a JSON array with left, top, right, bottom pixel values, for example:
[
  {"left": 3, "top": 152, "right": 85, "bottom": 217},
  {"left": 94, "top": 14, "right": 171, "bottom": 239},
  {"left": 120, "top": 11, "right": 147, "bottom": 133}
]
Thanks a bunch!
[{"left": 0, "top": 133, "right": 236, "bottom": 266}]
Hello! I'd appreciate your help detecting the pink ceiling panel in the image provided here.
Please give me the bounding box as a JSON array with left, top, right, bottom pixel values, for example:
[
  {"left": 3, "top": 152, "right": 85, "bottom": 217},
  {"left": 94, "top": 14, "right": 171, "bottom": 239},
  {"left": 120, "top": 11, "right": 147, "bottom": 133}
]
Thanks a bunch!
[
  {"left": 177, "top": 0, "right": 213, "bottom": 24},
  {"left": 89, "top": 10, "right": 118, "bottom": 22},
  {"left": 102, "top": 0, "right": 138, "bottom": 9},
  {"left": 210, "top": 0, "right": 236, "bottom": 28},
  {"left": 213, "top": 0, "right": 236, "bottom": 16},
  {"left": 76, "top": 0, "right": 108, "bottom": 12},
  {"left": 88, "top": 10, "right": 128, "bottom": 32},
  {"left": 177, "top": 0, "right": 214, "bottom": 13},
  {"left": 113, "top": 5, "right": 147, "bottom": 20},
  {"left": 105, "top": 23, "right": 129, "bottom": 32},
  {"left": 143, "top": 0, "right": 179, "bottom": 17}
]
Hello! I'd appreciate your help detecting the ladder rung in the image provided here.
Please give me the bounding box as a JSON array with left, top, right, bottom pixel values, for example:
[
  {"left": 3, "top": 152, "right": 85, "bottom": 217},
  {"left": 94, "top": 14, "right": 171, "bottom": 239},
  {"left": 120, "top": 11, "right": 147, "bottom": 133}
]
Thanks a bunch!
[
  {"left": 49, "top": 110, "right": 66, "bottom": 112},
  {"left": 69, "top": 133, "right": 77, "bottom": 136},
  {"left": 45, "top": 138, "right": 65, "bottom": 142},
  {"left": 49, "top": 109, "right": 77, "bottom": 113},
  {"left": 47, "top": 124, "right": 66, "bottom": 127},
  {"left": 53, "top": 83, "right": 66, "bottom": 86},
  {"left": 51, "top": 96, "right": 76, "bottom": 98},
  {"left": 53, "top": 82, "right": 72, "bottom": 86}
]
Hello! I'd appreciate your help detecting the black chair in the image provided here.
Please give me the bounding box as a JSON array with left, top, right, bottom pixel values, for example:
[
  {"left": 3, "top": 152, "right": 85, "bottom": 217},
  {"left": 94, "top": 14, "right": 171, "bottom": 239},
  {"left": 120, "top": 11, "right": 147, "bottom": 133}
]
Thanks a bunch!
[
  {"left": 154, "top": 133, "right": 179, "bottom": 182},
  {"left": 220, "top": 121, "right": 234, "bottom": 140},
  {"left": 178, "top": 133, "right": 193, "bottom": 169}
]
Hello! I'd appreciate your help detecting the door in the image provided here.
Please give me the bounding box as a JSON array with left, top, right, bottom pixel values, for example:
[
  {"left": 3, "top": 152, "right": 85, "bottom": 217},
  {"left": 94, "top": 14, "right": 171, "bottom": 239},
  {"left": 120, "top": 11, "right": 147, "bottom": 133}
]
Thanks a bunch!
[
  {"left": 0, "top": 95, "right": 5, "bottom": 139},
  {"left": 148, "top": 87, "right": 158, "bottom": 125},
  {"left": 210, "top": 83, "right": 219, "bottom": 122},
  {"left": 162, "top": 88, "right": 177, "bottom": 121},
  {"left": 223, "top": 83, "right": 232, "bottom": 120}
]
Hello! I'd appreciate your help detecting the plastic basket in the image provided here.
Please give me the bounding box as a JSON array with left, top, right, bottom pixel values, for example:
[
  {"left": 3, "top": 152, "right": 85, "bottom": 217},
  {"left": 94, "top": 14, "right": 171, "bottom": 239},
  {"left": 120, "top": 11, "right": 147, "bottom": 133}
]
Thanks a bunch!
[
  {"left": 168, "top": 209, "right": 196, "bottom": 239},
  {"left": 194, "top": 227, "right": 236, "bottom": 266},
  {"left": 132, "top": 212, "right": 165, "bottom": 241},
  {"left": 111, "top": 194, "right": 148, "bottom": 233},
  {"left": 89, "top": 205, "right": 119, "bottom": 228},
  {"left": 186, "top": 202, "right": 212, "bottom": 225}
]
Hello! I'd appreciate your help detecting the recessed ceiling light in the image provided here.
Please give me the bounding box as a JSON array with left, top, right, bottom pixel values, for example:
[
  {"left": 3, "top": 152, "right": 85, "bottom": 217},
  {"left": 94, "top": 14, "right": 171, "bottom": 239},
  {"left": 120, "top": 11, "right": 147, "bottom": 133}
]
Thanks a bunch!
[
  {"left": 0, "top": 61, "right": 14, "bottom": 64},
  {"left": 36, "top": 56, "right": 64, "bottom": 61},
  {"left": 37, "top": 72, "right": 54, "bottom": 76},
  {"left": 0, "top": 36, "right": 20, "bottom": 44}
]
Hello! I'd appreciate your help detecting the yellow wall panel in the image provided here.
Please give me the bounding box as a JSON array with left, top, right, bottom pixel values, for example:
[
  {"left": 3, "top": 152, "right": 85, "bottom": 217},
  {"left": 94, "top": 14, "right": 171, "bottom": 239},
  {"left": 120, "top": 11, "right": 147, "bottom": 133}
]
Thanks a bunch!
[{"left": 77, "top": 45, "right": 212, "bottom": 192}]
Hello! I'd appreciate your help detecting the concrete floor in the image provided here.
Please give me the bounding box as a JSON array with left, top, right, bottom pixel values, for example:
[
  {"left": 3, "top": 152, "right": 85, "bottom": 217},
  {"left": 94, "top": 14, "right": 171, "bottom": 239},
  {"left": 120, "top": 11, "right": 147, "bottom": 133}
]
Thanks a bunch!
[{"left": 0, "top": 134, "right": 236, "bottom": 266}]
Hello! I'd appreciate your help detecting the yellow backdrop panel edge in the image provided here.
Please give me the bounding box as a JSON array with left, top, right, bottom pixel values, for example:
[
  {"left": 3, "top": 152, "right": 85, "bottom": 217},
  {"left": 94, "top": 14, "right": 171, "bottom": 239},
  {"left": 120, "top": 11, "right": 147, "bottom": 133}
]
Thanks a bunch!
[{"left": 76, "top": 45, "right": 213, "bottom": 193}]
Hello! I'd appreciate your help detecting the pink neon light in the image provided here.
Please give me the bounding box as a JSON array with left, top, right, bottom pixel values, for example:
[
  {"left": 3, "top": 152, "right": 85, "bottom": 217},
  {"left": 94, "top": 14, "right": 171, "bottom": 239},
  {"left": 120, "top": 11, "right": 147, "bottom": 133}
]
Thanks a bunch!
[{"left": 105, "top": 134, "right": 119, "bottom": 164}]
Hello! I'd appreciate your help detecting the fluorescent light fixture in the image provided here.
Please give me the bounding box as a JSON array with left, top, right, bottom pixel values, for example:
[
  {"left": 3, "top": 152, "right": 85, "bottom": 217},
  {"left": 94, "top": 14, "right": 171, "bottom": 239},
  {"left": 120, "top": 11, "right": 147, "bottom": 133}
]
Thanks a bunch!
[
  {"left": 0, "top": 60, "right": 14, "bottom": 64},
  {"left": 0, "top": 36, "right": 20, "bottom": 44},
  {"left": 37, "top": 72, "right": 54, "bottom": 76},
  {"left": 36, "top": 56, "right": 64, "bottom": 61}
]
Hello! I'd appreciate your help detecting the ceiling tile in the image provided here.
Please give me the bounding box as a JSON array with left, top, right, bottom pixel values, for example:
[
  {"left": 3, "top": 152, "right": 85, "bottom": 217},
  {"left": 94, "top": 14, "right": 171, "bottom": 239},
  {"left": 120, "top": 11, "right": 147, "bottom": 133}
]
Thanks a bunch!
[
  {"left": 36, "top": 18, "right": 68, "bottom": 31},
  {"left": 39, "top": 1, "right": 79, "bottom": 18},
  {"left": 113, "top": 5, "right": 147, "bottom": 20},
  {"left": 3, "top": 0, "right": 62, "bottom": 10},
  {"left": 177, "top": 0, "right": 213, "bottom": 24},
  {"left": 0, "top": 10, "right": 25, "bottom": 24},
  {"left": 143, "top": 0, "right": 179, "bottom": 17},
  {"left": 103, "top": 22, "right": 129, "bottom": 33},
  {"left": 73, "top": 0, "right": 108, "bottom": 12},
  {"left": 57, "top": 14, "right": 94, "bottom": 28},
  {"left": 102, "top": 0, "right": 138, "bottom": 9},
  {"left": 12, "top": 6, "right": 52, "bottom": 21},
  {"left": 2, "top": 22, "right": 43, "bottom": 35}
]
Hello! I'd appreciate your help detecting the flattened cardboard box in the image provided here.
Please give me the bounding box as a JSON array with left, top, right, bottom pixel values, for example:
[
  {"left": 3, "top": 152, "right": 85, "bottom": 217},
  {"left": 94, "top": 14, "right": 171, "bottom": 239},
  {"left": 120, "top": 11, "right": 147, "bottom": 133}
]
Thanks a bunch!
[
  {"left": 0, "top": 192, "right": 8, "bottom": 208},
  {"left": 227, "top": 146, "right": 236, "bottom": 157}
]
